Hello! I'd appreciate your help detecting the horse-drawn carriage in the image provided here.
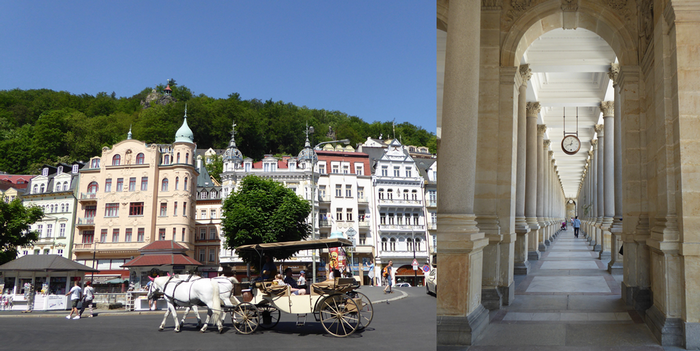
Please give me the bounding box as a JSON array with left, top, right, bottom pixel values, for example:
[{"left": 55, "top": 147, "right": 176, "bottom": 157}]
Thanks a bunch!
[
  {"left": 148, "top": 238, "right": 373, "bottom": 338},
  {"left": 229, "top": 238, "right": 373, "bottom": 337}
]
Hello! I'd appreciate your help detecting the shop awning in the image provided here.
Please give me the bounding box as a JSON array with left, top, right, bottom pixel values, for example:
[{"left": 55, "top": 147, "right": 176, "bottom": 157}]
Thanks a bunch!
[{"left": 105, "top": 277, "right": 129, "bottom": 284}]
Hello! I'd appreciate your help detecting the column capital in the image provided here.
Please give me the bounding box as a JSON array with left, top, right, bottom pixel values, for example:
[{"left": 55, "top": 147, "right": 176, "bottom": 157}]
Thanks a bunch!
[
  {"left": 526, "top": 102, "right": 541, "bottom": 117},
  {"left": 608, "top": 63, "right": 620, "bottom": 86},
  {"left": 519, "top": 64, "right": 532, "bottom": 85},
  {"left": 594, "top": 124, "right": 604, "bottom": 136},
  {"left": 537, "top": 124, "right": 547, "bottom": 135},
  {"left": 543, "top": 139, "right": 551, "bottom": 148},
  {"left": 600, "top": 102, "right": 614, "bottom": 117},
  {"left": 549, "top": 151, "right": 554, "bottom": 158},
  {"left": 590, "top": 140, "right": 597, "bottom": 148}
]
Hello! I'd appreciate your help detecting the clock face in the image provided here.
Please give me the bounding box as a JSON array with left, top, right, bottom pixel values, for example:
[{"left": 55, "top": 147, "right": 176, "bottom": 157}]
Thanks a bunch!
[{"left": 561, "top": 135, "right": 581, "bottom": 155}]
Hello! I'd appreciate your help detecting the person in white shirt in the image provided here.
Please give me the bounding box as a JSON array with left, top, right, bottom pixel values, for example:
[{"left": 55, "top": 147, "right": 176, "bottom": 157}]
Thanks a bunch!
[
  {"left": 79, "top": 281, "right": 95, "bottom": 318},
  {"left": 65, "top": 281, "right": 82, "bottom": 319}
]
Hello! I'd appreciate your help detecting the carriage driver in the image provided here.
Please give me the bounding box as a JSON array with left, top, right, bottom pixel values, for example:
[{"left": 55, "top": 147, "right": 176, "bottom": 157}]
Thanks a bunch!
[{"left": 283, "top": 268, "right": 306, "bottom": 295}]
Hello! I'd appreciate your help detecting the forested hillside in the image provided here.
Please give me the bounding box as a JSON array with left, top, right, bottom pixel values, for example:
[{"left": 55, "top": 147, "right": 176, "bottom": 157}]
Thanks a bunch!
[{"left": 0, "top": 83, "right": 436, "bottom": 174}]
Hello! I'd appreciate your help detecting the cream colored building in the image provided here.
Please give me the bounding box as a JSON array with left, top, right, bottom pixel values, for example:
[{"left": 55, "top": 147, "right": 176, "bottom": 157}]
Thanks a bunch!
[
  {"left": 437, "top": 0, "right": 700, "bottom": 348},
  {"left": 72, "top": 114, "right": 198, "bottom": 284}
]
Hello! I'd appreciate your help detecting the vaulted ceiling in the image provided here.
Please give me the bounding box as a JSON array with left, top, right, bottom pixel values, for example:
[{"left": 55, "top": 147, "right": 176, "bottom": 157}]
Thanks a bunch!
[{"left": 437, "top": 28, "right": 617, "bottom": 199}]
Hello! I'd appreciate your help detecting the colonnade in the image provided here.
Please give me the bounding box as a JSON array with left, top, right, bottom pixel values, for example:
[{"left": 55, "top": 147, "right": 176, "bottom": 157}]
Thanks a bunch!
[{"left": 437, "top": 0, "right": 700, "bottom": 348}]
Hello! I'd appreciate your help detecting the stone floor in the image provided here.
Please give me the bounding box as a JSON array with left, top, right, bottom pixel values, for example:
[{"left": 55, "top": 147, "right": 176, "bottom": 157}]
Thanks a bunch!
[{"left": 466, "top": 227, "right": 686, "bottom": 351}]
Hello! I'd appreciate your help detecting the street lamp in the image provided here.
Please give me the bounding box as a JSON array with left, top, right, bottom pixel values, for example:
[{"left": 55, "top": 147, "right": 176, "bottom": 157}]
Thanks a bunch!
[{"left": 309, "top": 131, "right": 350, "bottom": 283}]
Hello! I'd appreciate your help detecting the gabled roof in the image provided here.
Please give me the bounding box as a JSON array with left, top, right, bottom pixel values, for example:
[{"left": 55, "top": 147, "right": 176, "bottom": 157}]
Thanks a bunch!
[
  {"left": 139, "top": 240, "right": 188, "bottom": 252},
  {"left": 0, "top": 255, "right": 97, "bottom": 272}
]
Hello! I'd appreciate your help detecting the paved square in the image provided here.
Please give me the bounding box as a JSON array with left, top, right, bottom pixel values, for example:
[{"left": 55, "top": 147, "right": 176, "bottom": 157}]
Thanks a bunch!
[
  {"left": 526, "top": 276, "right": 611, "bottom": 293},
  {"left": 547, "top": 251, "right": 596, "bottom": 258},
  {"left": 540, "top": 261, "right": 600, "bottom": 270}
]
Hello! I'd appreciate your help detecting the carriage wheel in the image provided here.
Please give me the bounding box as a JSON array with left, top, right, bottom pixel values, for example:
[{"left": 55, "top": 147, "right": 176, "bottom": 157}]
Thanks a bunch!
[
  {"left": 257, "top": 305, "right": 280, "bottom": 330},
  {"left": 346, "top": 291, "right": 373, "bottom": 329},
  {"left": 232, "top": 303, "right": 259, "bottom": 335},
  {"left": 318, "top": 294, "right": 360, "bottom": 337}
]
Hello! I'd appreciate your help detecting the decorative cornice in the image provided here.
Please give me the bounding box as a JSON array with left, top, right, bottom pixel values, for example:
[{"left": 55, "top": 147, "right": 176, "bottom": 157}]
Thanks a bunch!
[
  {"left": 600, "top": 101, "right": 614, "bottom": 116},
  {"left": 593, "top": 124, "right": 604, "bottom": 137},
  {"left": 608, "top": 64, "right": 620, "bottom": 86},
  {"left": 519, "top": 64, "right": 532, "bottom": 84},
  {"left": 537, "top": 124, "right": 548, "bottom": 135},
  {"left": 526, "top": 102, "right": 541, "bottom": 117},
  {"left": 482, "top": 0, "right": 502, "bottom": 10}
]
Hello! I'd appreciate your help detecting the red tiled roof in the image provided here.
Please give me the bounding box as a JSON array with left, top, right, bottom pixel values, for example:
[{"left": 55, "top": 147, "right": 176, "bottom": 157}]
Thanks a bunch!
[
  {"left": 251, "top": 160, "right": 289, "bottom": 169},
  {"left": 122, "top": 254, "right": 201, "bottom": 267},
  {"left": 0, "top": 175, "right": 35, "bottom": 189},
  {"left": 140, "top": 240, "right": 188, "bottom": 251},
  {"left": 165, "top": 85, "right": 172, "bottom": 91}
]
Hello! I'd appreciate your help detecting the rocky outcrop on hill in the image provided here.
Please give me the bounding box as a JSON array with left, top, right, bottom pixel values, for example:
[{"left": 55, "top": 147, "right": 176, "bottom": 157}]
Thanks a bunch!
[{"left": 140, "top": 89, "right": 176, "bottom": 109}]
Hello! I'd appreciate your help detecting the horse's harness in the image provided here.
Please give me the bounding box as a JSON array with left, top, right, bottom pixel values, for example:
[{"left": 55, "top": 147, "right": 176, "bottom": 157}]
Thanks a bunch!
[{"left": 161, "top": 275, "right": 205, "bottom": 307}]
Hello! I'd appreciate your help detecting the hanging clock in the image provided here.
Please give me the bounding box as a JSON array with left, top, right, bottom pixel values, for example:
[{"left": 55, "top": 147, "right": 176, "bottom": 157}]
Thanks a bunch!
[
  {"left": 561, "top": 135, "right": 581, "bottom": 155},
  {"left": 561, "top": 106, "right": 580, "bottom": 155}
]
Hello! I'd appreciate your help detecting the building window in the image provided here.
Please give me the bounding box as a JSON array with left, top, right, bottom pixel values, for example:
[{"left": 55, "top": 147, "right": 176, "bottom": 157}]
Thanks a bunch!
[
  {"left": 112, "top": 229, "right": 119, "bottom": 242},
  {"left": 181, "top": 228, "right": 185, "bottom": 242},
  {"left": 415, "top": 238, "right": 422, "bottom": 252},
  {"left": 209, "top": 228, "right": 217, "bottom": 240},
  {"left": 201, "top": 209, "right": 207, "bottom": 219},
  {"left": 343, "top": 165, "right": 349, "bottom": 174},
  {"left": 46, "top": 224, "right": 53, "bottom": 237},
  {"left": 159, "top": 203, "right": 167, "bottom": 216},
  {"left": 380, "top": 213, "right": 386, "bottom": 225},
  {"left": 200, "top": 191, "right": 207, "bottom": 199},
  {"left": 125, "top": 228, "right": 132, "bottom": 242},
  {"left": 388, "top": 213, "right": 395, "bottom": 225},
  {"left": 37, "top": 224, "right": 43, "bottom": 237},
  {"left": 116, "top": 178, "right": 123, "bottom": 192},
  {"left": 336, "top": 208, "right": 343, "bottom": 221},
  {"left": 209, "top": 249, "right": 215, "bottom": 262},
  {"left": 211, "top": 209, "right": 217, "bottom": 219},
  {"left": 185, "top": 153, "right": 189, "bottom": 164},
  {"left": 413, "top": 214, "right": 419, "bottom": 225},
  {"left": 90, "top": 159, "right": 100, "bottom": 169},
  {"left": 405, "top": 167, "right": 412, "bottom": 178},
  {"left": 104, "top": 178, "right": 112, "bottom": 193},
  {"left": 412, "top": 190, "right": 418, "bottom": 201},
  {"left": 358, "top": 187, "right": 364, "bottom": 200},
  {"left": 345, "top": 185, "right": 352, "bottom": 197},
  {"left": 42, "top": 167, "right": 49, "bottom": 176},
  {"left": 319, "top": 163, "right": 326, "bottom": 174},
  {"left": 387, "top": 189, "right": 393, "bottom": 200},
  {"left": 335, "top": 184, "right": 342, "bottom": 197},
  {"left": 72, "top": 164, "right": 79, "bottom": 173},
  {"left": 390, "top": 238, "right": 396, "bottom": 251},
  {"left": 129, "top": 202, "right": 144, "bottom": 216},
  {"left": 381, "top": 166, "right": 388, "bottom": 176},
  {"left": 408, "top": 238, "right": 414, "bottom": 252},
  {"left": 163, "top": 154, "right": 170, "bottom": 165},
  {"left": 346, "top": 209, "right": 353, "bottom": 222},
  {"left": 183, "top": 202, "right": 187, "bottom": 216},
  {"left": 159, "top": 228, "right": 166, "bottom": 240},
  {"left": 137, "top": 228, "right": 144, "bottom": 242},
  {"left": 141, "top": 177, "right": 148, "bottom": 191},
  {"left": 43, "top": 248, "right": 50, "bottom": 255},
  {"left": 199, "top": 249, "right": 205, "bottom": 262},
  {"left": 319, "top": 185, "right": 326, "bottom": 199},
  {"left": 332, "top": 164, "right": 339, "bottom": 174},
  {"left": 59, "top": 223, "right": 66, "bottom": 237},
  {"left": 105, "top": 203, "right": 119, "bottom": 217},
  {"left": 184, "top": 177, "right": 188, "bottom": 190},
  {"left": 112, "top": 154, "right": 121, "bottom": 166},
  {"left": 359, "top": 234, "right": 366, "bottom": 245},
  {"left": 244, "top": 163, "right": 251, "bottom": 172},
  {"left": 378, "top": 189, "right": 384, "bottom": 199},
  {"left": 381, "top": 237, "right": 387, "bottom": 251},
  {"left": 40, "top": 184, "right": 45, "bottom": 193},
  {"left": 136, "top": 153, "right": 145, "bottom": 164},
  {"left": 394, "top": 166, "right": 400, "bottom": 177},
  {"left": 175, "top": 177, "right": 179, "bottom": 190},
  {"left": 428, "top": 190, "right": 437, "bottom": 205},
  {"left": 57, "top": 249, "right": 63, "bottom": 256},
  {"left": 356, "top": 165, "right": 363, "bottom": 175},
  {"left": 172, "top": 228, "right": 176, "bottom": 240},
  {"left": 199, "top": 228, "right": 206, "bottom": 240},
  {"left": 85, "top": 205, "right": 96, "bottom": 218},
  {"left": 403, "top": 189, "right": 409, "bottom": 200},
  {"left": 177, "top": 152, "right": 181, "bottom": 164},
  {"left": 100, "top": 229, "right": 107, "bottom": 243},
  {"left": 129, "top": 177, "right": 136, "bottom": 191},
  {"left": 82, "top": 230, "right": 94, "bottom": 244},
  {"left": 33, "top": 184, "right": 38, "bottom": 194},
  {"left": 161, "top": 178, "right": 169, "bottom": 192}
]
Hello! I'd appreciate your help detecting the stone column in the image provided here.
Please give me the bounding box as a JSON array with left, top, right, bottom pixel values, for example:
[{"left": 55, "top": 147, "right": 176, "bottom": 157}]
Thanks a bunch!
[
  {"left": 436, "top": 1, "right": 489, "bottom": 346},
  {"left": 594, "top": 124, "right": 604, "bottom": 252},
  {"left": 549, "top": 151, "right": 555, "bottom": 240},
  {"left": 536, "top": 124, "right": 547, "bottom": 252},
  {"left": 599, "top": 102, "right": 615, "bottom": 261},
  {"left": 588, "top": 145, "right": 597, "bottom": 247},
  {"left": 608, "top": 65, "right": 623, "bottom": 273},
  {"left": 525, "top": 102, "right": 541, "bottom": 261},
  {"left": 514, "top": 65, "right": 532, "bottom": 275},
  {"left": 543, "top": 145, "right": 549, "bottom": 243}
]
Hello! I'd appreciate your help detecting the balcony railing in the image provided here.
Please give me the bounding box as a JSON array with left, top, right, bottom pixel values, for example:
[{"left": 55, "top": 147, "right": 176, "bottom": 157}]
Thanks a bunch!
[
  {"left": 427, "top": 201, "right": 437, "bottom": 207},
  {"left": 378, "top": 224, "right": 425, "bottom": 231},
  {"left": 319, "top": 220, "right": 331, "bottom": 227},
  {"left": 318, "top": 195, "right": 330, "bottom": 202},
  {"left": 358, "top": 220, "right": 371, "bottom": 228},
  {"left": 377, "top": 198, "right": 422, "bottom": 206},
  {"left": 80, "top": 192, "right": 98, "bottom": 200},
  {"left": 77, "top": 217, "right": 95, "bottom": 226},
  {"left": 357, "top": 197, "right": 369, "bottom": 204},
  {"left": 428, "top": 223, "right": 437, "bottom": 230}
]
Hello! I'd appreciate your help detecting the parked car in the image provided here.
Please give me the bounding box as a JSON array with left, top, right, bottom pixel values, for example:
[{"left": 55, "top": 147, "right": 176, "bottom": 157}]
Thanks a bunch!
[
  {"left": 426, "top": 268, "right": 437, "bottom": 296},
  {"left": 395, "top": 282, "right": 411, "bottom": 287}
]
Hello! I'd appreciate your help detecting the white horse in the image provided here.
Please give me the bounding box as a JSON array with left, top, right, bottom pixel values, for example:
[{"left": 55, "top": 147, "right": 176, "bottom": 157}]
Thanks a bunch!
[
  {"left": 148, "top": 276, "right": 223, "bottom": 333},
  {"left": 174, "top": 275, "right": 240, "bottom": 328}
]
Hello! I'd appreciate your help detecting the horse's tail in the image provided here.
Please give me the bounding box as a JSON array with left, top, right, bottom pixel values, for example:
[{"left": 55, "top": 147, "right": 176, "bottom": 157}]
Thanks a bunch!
[{"left": 210, "top": 279, "right": 221, "bottom": 316}]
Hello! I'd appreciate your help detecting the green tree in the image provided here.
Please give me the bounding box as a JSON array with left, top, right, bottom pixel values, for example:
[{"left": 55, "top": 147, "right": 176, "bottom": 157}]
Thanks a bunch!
[
  {"left": 205, "top": 154, "right": 224, "bottom": 184},
  {"left": 0, "top": 199, "right": 44, "bottom": 264},
  {"left": 222, "top": 175, "right": 311, "bottom": 269}
]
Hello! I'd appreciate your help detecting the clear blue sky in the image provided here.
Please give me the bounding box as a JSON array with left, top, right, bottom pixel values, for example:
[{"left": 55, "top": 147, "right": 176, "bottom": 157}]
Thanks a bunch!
[{"left": 0, "top": 1, "right": 436, "bottom": 133}]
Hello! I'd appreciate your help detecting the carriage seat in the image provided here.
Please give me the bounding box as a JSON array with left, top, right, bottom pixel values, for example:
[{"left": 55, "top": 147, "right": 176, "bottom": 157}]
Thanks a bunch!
[
  {"left": 311, "top": 278, "right": 356, "bottom": 295},
  {"left": 256, "top": 282, "right": 290, "bottom": 297}
]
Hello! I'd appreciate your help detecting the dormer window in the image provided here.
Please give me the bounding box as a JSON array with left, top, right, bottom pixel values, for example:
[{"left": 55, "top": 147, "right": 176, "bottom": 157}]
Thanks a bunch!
[
  {"left": 136, "top": 153, "right": 145, "bottom": 164},
  {"left": 91, "top": 159, "right": 100, "bottom": 169},
  {"left": 72, "top": 164, "right": 79, "bottom": 173},
  {"left": 112, "top": 154, "right": 121, "bottom": 166},
  {"left": 244, "top": 162, "right": 251, "bottom": 172},
  {"left": 163, "top": 154, "right": 170, "bottom": 165},
  {"left": 42, "top": 168, "right": 49, "bottom": 176},
  {"left": 57, "top": 167, "right": 63, "bottom": 175}
]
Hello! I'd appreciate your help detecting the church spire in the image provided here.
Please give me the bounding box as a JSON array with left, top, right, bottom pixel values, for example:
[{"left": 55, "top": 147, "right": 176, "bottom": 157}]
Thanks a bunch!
[{"left": 127, "top": 125, "right": 132, "bottom": 140}]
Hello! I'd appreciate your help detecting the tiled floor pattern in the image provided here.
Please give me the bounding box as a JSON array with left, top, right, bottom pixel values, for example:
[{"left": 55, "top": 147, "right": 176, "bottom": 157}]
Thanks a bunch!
[{"left": 469, "top": 227, "right": 663, "bottom": 350}]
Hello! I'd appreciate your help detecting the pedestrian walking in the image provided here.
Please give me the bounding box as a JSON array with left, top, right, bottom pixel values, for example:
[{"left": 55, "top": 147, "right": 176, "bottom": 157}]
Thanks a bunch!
[
  {"left": 572, "top": 216, "right": 581, "bottom": 238},
  {"left": 79, "top": 281, "right": 95, "bottom": 318},
  {"left": 65, "top": 281, "right": 82, "bottom": 319},
  {"left": 383, "top": 261, "right": 394, "bottom": 294},
  {"left": 21, "top": 283, "right": 34, "bottom": 313}
]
